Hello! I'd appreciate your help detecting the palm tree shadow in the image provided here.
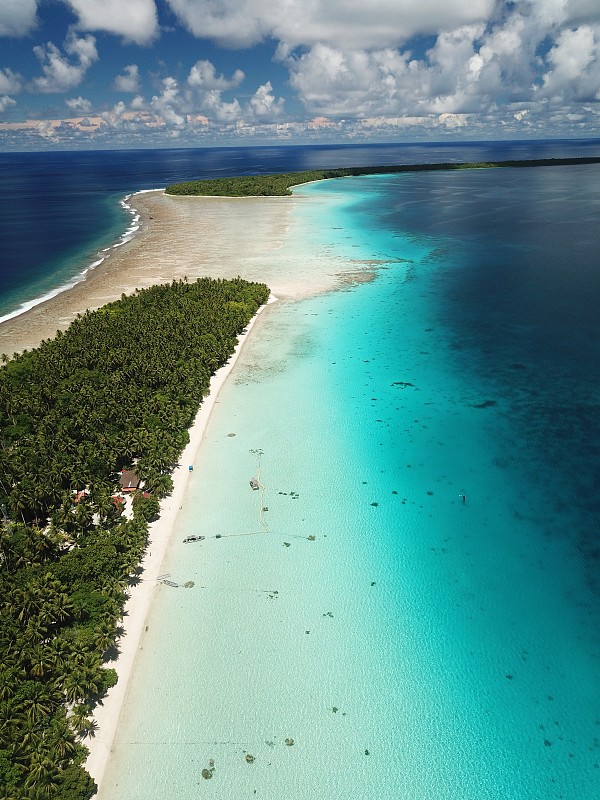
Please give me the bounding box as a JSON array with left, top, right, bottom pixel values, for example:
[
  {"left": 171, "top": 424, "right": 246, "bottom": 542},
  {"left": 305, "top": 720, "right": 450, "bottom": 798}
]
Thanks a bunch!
[{"left": 103, "top": 643, "right": 121, "bottom": 662}]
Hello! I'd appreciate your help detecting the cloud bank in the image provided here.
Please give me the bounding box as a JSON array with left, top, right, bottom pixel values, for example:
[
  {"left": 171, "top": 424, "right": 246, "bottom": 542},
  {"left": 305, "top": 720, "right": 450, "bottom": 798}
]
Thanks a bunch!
[
  {"left": 1, "top": 1, "right": 599, "bottom": 146},
  {"left": 165, "top": 0, "right": 496, "bottom": 49}
]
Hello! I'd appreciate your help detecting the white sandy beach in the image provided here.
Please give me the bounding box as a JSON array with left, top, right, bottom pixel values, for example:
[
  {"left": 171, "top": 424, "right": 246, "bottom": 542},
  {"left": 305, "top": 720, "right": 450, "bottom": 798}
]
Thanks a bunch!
[
  {"left": 0, "top": 186, "right": 375, "bottom": 794},
  {"left": 83, "top": 298, "right": 273, "bottom": 788}
]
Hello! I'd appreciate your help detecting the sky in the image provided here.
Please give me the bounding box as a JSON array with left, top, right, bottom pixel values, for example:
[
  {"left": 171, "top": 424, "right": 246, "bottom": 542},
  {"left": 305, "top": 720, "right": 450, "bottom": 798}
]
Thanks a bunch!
[{"left": 1, "top": 0, "right": 600, "bottom": 149}]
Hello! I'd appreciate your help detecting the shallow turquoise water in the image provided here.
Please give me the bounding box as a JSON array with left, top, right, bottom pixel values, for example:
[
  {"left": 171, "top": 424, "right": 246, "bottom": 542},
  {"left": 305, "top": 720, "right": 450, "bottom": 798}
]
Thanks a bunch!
[{"left": 100, "top": 172, "right": 600, "bottom": 799}]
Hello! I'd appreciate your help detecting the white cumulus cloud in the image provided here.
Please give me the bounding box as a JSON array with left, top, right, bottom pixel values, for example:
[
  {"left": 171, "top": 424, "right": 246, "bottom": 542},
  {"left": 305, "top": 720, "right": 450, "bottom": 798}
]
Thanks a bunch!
[
  {"left": 165, "top": 0, "right": 495, "bottom": 49},
  {"left": 165, "top": 0, "right": 271, "bottom": 48},
  {"left": 187, "top": 60, "right": 244, "bottom": 90},
  {"left": 540, "top": 24, "right": 600, "bottom": 100},
  {"left": 62, "top": 0, "right": 159, "bottom": 45},
  {"left": 5, "top": 0, "right": 599, "bottom": 142},
  {"left": 31, "top": 31, "right": 98, "bottom": 93},
  {"left": 0, "top": 95, "right": 17, "bottom": 113},
  {"left": 565, "top": 0, "right": 600, "bottom": 25},
  {"left": 102, "top": 59, "right": 268, "bottom": 131},
  {"left": 198, "top": 89, "right": 242, "bottom": 123},
  {"left": 280, "top": 2, "right": 600, "bottom": 123},
  {"left": 150, "top": 76, "right": 186, "bottom": 126},
  {"left": 248, "top": 81, "right": 284, "bottom": 119},
  {"left": 285, "top": 44, "right": 405, "bottom": 116},
  {"left": 183, "top": 59, "right": 249, "bottom": 124},
  {"left": 36, "top": 119, "right": 57, "bottom": 138},
  {"left": 65, "top": 95, "right": 93, "bottom": 113},
  {"left": 114, "top": 65, "right": 141, "bottom": 93},
  {"left": 0, "top": 68, "right": 23, "bottom": 95},
  {"left": 0, "top": 0, "right": 38, "bottom": 37},
  {"left": 525, "top": 0, "right": 600, "bottom": 27}
]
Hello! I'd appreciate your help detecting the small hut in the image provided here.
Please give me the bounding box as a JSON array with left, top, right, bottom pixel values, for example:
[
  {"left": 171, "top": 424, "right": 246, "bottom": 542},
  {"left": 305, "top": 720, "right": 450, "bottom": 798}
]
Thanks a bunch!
[{"left": 120, "top": 470, "right": 141, "bottom": 493}]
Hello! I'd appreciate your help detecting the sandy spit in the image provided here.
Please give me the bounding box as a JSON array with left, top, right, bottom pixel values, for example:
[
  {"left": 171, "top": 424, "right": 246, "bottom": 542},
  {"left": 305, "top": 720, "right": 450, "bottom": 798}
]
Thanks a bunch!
[{"left": 0, "top": 191, "right": 303, "bottom": 356}]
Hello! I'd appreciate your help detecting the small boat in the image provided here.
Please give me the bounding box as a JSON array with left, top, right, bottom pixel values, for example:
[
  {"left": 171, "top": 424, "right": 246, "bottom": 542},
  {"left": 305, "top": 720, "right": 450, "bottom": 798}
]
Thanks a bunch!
[
  {"left": 249, "top": 478, "right": 260, "bottom": 490},
  {"left": 183, "top": 535, "right": 205, "bottom": 543}
]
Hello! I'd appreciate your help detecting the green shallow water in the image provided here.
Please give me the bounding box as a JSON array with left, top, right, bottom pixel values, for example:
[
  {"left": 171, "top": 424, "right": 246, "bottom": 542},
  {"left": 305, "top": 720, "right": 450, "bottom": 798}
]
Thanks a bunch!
[{"left": 99, "top": 174, "right": 600, "bottom": 799}]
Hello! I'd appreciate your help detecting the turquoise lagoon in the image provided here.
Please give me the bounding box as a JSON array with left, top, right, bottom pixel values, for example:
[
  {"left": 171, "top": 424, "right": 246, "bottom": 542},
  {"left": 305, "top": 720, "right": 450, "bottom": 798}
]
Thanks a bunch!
[{"left": 99, "top": 169, "right": 600, "bottom": 799}]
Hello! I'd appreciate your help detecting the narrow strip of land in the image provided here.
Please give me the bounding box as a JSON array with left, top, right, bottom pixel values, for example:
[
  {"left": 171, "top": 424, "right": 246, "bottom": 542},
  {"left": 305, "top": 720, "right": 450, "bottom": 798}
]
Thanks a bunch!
[{"left": 165, "top": 156, "right": 600, "bottom": 197}]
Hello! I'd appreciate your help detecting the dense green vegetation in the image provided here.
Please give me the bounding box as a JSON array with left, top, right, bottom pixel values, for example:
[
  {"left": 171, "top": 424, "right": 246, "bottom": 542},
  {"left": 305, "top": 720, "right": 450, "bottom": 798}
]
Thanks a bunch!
[
  {"left": 0, "top": 277, "right": 269, "bottom": 798},
  {"left": 165, "top": 157, "right": 600, "bottom": 197},
  {"left": 166, "top": 169, "right": 356, "bottom": 196}
]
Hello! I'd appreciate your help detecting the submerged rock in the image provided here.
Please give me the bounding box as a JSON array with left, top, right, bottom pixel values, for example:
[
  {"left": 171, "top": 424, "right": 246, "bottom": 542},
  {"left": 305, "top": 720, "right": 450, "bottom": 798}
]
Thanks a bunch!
[{"left": 472, "top": 399, "right": 497, "bottom": 409}]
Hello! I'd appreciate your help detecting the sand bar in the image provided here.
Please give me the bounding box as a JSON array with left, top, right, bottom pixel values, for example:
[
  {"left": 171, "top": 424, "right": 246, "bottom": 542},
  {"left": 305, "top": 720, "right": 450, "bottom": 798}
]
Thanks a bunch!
[{"left": 0, "top": 189, "right": 354, "bottom": 357}]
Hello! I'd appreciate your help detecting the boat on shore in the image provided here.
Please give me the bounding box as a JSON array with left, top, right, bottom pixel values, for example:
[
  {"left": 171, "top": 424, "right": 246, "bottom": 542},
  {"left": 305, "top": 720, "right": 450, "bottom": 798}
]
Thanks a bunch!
[{"left": 182, "top": 535, "right": 205, "bottom": 543}]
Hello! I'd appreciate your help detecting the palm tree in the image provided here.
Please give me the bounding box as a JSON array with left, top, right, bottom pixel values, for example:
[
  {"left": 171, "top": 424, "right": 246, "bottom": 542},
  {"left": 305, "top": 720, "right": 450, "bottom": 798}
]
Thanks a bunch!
[
  {"left": 25, "top": 643, "right": 55, "bottom": 679},
  {"left": 61, "top": 656, "right": 104, "bottom": 705},
  {"left": 91, "top": 489, "right": 116, "bottom": 525},
  {"left": 0, "top": 699, "right": 23, "bottom": 746},
  {"left": 73, "top": 498, "right": 94, "bottom": 538},
  {"left": 19, "top": 715, "right": 43, "bottom": 750},
  {"left": 0, "top": 667, "right": 26, "bottom": 700},
  {"left": 147, "top": 472, "right": 173, "bottom": 498},
  {"left": 47, "top": 637, "right": 71, "bottom": 674},
  {"left": 43, "top": 724, "right": 77, "bottom": 761},
  {"left": 68, "top": 703, "right": 92, "bottom": 737},
  {"left": 21, "top": 683, "right": 53, "bottom": 724},
  {"left": 23, "top": 616, "right": 48, "bottom": 647},
  {"left": 61, "top": 673, "right": 90, "bottom": 706},
  {"left": 24, "top": 755, "right": 60, "bottom": 797},
  {"left": 79, "top": 716, "right": 98, "bottom": 739},
  {"left": 13, "top": 585, "right": 44, "bottom": 625},
  {"left": 91, "top": 620, "right": 117, "bottom": 656}
]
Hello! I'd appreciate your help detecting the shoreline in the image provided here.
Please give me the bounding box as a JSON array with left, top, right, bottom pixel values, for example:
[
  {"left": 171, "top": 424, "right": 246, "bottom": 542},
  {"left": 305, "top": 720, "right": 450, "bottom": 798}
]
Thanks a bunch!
[
  {"left": 84, "top": 296, "right": 275, "bottom": 788},
  {"left": 0, "top": 187, "right": 344, "bottom": 357},
  {"left": 0, "top": 182, "right": 374, "bottom": 795},
  {"left": 0, "top": 190, "right": 159, "bottom": 355},
  {"left": 0, "top": 191, "right": 147, "bottom": 329}
]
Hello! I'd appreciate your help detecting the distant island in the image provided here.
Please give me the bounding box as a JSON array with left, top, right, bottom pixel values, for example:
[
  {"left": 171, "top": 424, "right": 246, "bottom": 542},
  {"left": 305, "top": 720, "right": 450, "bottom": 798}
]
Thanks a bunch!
[{"left": 165, "top": 157, "right": 600, "bottom": 197}]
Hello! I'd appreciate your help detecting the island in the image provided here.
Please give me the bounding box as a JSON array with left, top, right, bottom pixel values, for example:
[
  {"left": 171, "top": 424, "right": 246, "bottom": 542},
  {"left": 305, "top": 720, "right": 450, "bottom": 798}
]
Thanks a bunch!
[{"left": 165, "top": 157, "right": 600, "bottom": 197}]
